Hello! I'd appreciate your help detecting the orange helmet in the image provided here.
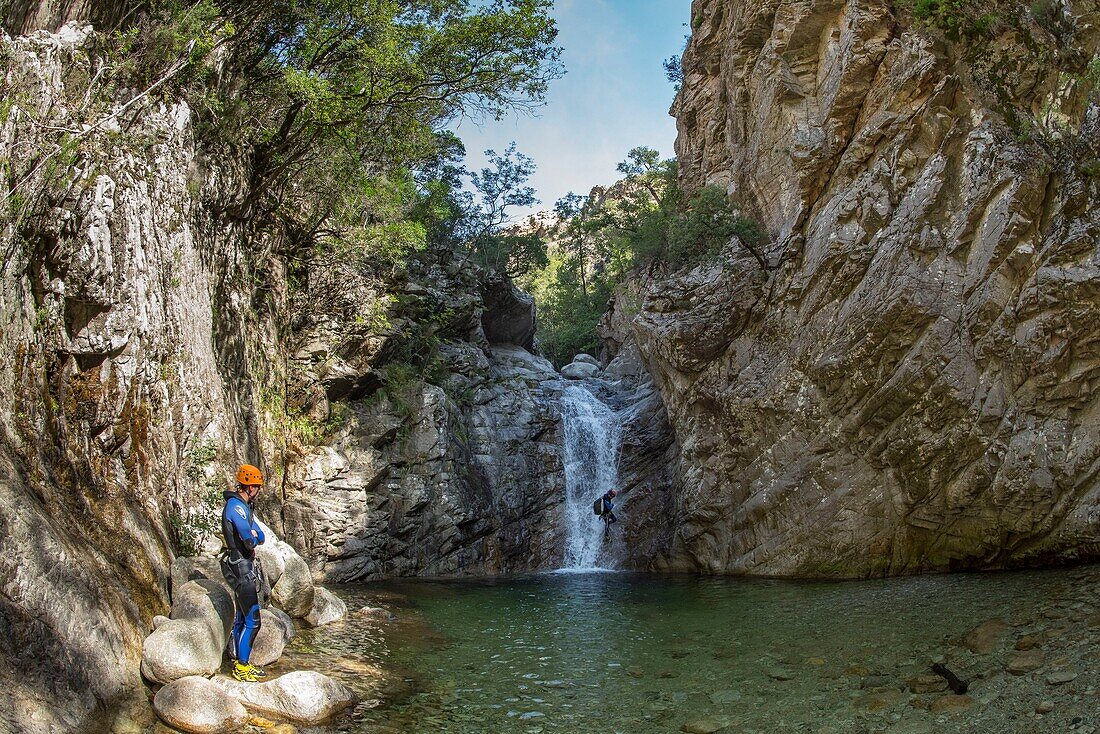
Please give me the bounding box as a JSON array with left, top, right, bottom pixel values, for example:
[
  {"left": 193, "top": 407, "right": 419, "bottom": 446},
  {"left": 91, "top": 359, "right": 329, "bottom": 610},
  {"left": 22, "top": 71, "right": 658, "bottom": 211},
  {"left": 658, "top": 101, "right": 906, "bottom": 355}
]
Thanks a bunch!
[{"left": 236, "top": 464, "right": 264, "bottom": 487}]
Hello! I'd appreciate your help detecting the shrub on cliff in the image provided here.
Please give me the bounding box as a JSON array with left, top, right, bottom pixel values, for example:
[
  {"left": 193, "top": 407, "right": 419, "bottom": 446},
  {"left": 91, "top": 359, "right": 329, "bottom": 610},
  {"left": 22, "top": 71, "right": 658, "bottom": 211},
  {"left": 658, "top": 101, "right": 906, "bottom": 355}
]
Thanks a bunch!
[{"left": 906, "top": 0, "right": 1096, "bottom": 140}]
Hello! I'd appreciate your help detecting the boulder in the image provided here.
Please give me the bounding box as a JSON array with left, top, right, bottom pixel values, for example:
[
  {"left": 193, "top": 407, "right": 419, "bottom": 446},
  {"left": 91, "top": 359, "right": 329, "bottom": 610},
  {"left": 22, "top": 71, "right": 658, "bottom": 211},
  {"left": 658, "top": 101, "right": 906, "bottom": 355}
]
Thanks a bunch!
[
  {"left": 305, "top": 587, "right": 347, "bottom": 627},
  {"left": 272, "top": 553, "right": 315, "bottom": 618},
  {"left": 141, "top": 580, "right": 235, "bottom": 684},
  {"left": 153, "top": 676, "right": 249, "bottom": 734},
  {"left": 141, "top": 618, "right": 225, "bottom": 685},
  {"left": 561, "top": 361, "right": 599, "bottom": 380},
  {"left": 171, "top": 556, "right": 228, "bottom": 598},
  {"left": 249, "top": 609, "right": 295, "bottom": 667},
  {"left": 572, "top": 353, "right": 598, "bottom": 366},
  {"left": 214, "top": 671, "right": 356, "bottom": 723},
  {"left": 171, "top": 580, "right": 234, "bottom": 641},
  {"left": 255, "top": 543, "right": 285, "bottom": 588}
]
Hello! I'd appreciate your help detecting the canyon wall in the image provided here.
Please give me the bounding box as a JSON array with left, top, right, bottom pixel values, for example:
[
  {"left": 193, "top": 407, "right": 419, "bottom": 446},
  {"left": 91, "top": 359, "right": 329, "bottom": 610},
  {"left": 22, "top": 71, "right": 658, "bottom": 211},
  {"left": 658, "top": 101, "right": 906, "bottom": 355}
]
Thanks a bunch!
[
  {"left": 612, "top": 0, "right": 1100, "bottom": 576},
  {"left": 0, "top": 23, "right": 568, "bottom": 732}
]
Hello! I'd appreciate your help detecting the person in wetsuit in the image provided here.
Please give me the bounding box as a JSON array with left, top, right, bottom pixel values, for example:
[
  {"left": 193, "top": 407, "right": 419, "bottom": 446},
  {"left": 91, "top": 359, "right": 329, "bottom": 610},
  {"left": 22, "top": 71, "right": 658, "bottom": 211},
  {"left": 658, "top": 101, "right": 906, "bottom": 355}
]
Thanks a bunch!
[
  {"left": 221, "top": 463, "right": 267, "bottom": 682},
  {"left": 600, "top": 489, "right": 618, "bottom": 532}
]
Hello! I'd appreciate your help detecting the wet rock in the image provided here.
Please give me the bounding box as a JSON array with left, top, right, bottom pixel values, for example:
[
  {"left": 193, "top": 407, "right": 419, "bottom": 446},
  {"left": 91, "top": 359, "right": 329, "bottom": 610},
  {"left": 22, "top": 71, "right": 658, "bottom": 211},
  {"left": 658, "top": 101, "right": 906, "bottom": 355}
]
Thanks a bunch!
[
  {"left": 929, "top": 695, "right": 974, "bottom": 713},
  {"left": 861, "top": 674, "right": 893, "bottom": 689},
  {"left": 357, "top": 606, "right": 396, "bottom": 621},
  {"left": 1006, "top": 650, "right": 1045, "bottom": 675},
  {"left": 853, "top": 689, "right": 904, "bottom": 712},
  {"left": 708, "top": 689, "right": 742, "bottom": 704},
  {"left": 305, "top": 586, "right": 347, "bottom": 627},
  {"left": 962, "top": 619, "right": 1009, "bottom": 654},
  {"left": 214, "top": 671, "right": 356, "bottom": 723},
  {"left": 1015, "top": 634, "right": 1041, "bottom": 651},
  {"left": 905, "top": 675, "right": 947, "bottom": 694},
  {"left": 153, "top": 676, "right": 249, "bottom": 734},
  {"left": 680, "top": 719, "right": 727, "bottom": 734}
]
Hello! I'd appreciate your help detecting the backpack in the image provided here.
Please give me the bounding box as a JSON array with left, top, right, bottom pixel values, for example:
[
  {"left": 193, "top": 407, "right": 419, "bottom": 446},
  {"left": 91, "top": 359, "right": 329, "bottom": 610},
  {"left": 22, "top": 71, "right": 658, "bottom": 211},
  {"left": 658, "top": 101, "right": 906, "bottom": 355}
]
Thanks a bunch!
[{"left": 593, "top": 496, "right": 604, "bottom": 516}]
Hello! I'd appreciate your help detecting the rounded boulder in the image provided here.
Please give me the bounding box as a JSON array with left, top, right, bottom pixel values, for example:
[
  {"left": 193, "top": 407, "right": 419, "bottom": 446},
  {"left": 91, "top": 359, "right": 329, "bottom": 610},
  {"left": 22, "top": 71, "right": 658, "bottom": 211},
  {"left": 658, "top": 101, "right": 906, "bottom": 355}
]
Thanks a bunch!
[
  {"left": 215, "top": 670, "right": 356, "bottom": 723},
  {"left": 153, "top": 675, "right": 249, "bottom": 734},
  {"left": 561, "top": 361, "right": 599, "bottom": 380},
  {"left": 272, "top": 553, "right": 315, "bottom": 618},
  {"left": 141, "top": 617, "right": 224, "bottom": 684}
]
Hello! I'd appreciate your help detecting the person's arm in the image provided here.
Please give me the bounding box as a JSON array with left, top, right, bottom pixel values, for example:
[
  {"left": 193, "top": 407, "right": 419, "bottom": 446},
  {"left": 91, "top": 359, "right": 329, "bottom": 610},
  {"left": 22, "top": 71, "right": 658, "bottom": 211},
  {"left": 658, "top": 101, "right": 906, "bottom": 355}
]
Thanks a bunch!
[{"left": 228, "top": 498, "right": 260, "bottom": 550}]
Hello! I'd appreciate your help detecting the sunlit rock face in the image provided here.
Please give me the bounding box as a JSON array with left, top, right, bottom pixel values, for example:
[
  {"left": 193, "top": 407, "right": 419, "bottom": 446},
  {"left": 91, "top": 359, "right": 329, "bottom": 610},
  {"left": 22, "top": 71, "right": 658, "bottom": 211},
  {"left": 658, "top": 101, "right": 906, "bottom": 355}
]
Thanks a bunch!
[
  {"left": 628, "top": 0, "right": 1100, "bottom": 576},
  {"left": 281, "top": 344, "right": 567, "bottom": 580}
]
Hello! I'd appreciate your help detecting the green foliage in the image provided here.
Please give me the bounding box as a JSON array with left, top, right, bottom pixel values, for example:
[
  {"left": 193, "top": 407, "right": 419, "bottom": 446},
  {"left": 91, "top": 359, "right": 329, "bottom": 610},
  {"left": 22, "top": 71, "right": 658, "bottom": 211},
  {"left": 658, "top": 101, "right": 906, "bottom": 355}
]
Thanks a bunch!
[
  {"left": 461, "top": 143, "right": 548, "bottom": 277},
  {"left": 104, "top": 0, "right": 562, "bottom": 280},
  {"left": 521, "top": 148, "right": 767, "bottom": 366},
  {"left": 172, "top": 438, "right": 223, "bottom": 556}
]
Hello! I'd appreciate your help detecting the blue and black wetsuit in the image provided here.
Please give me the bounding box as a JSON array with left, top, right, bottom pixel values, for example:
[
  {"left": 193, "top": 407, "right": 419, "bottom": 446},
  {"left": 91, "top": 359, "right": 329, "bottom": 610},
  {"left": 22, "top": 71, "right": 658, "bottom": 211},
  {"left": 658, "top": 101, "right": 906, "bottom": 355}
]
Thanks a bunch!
[
  {"left": 221, "top": 491, "right": 265, "bottom": 665},
  {"left": 601, "top": 491, "right": 618, "bottom": 528}
]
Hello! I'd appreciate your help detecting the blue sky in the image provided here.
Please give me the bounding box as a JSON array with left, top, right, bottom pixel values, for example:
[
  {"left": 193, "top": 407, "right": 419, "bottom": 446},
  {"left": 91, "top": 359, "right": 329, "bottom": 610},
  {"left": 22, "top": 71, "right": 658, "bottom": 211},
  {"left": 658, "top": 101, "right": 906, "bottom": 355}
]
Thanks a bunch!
[{"left": 452, "top": 0, "right": 690, "bottom": 219}]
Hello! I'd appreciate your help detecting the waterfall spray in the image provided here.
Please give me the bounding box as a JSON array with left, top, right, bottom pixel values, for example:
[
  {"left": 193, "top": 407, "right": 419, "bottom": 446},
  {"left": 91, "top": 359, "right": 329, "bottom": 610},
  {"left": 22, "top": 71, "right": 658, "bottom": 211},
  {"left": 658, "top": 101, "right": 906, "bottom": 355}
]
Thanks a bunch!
[{"left": 559, "top": 384, "right": 623, "bottom": 570}]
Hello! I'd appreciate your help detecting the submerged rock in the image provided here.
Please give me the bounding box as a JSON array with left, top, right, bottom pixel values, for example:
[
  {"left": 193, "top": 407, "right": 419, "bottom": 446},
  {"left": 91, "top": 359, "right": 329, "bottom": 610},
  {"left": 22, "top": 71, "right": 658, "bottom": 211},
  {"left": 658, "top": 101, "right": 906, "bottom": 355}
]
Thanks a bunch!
[
  {"left": 153, "top": 676, "right": 249, "bottom": 734},
  {"left": 305, "top": 587, "right": 347, "bottom": 627},
  {"left": 1006, "top": 650, "right": 1045, "bottom": 675},
  {"left": 962, "top": 619, "right": 1009, "bottom": 654}
]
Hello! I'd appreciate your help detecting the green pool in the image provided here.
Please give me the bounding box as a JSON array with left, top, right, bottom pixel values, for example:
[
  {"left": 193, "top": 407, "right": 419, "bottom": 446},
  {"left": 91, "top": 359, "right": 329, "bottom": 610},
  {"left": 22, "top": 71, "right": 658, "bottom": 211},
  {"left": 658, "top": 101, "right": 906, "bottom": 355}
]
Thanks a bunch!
[{"left": 281, "top": 567, "right": 1100, "bottom": 734}]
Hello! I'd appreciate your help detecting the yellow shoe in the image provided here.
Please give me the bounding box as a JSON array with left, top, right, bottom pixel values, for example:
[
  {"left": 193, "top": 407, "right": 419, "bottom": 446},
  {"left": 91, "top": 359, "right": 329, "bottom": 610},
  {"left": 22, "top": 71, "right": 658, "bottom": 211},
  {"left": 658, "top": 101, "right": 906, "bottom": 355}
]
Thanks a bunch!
[
  {"left": 232, "top": 661, "right": 258, "bottom": 682},
  {"left": 247, "top": 663, "right": 268, "bottom": 678}
]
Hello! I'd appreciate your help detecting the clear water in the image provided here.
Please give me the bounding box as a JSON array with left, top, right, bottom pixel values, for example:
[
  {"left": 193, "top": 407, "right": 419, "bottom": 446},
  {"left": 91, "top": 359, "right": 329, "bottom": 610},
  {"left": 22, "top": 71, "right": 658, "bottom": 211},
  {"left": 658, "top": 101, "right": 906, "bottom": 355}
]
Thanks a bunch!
[
  {"left": 281, "top": 567, "right": 1100, "bottom": 734},
  {"left": 558, "top": 385, "right": 623, "bottom": 570}
]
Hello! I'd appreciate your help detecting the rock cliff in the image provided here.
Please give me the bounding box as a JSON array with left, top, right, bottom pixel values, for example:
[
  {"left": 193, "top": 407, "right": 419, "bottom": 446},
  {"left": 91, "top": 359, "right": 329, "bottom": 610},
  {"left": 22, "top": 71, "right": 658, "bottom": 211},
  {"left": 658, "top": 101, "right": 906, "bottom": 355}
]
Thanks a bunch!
[
  {"left": 611, "top": 0, "right": 1100, "bottom": 576},
  {"left": 0, "top": 22, "right": 568, "bottom": 732}
]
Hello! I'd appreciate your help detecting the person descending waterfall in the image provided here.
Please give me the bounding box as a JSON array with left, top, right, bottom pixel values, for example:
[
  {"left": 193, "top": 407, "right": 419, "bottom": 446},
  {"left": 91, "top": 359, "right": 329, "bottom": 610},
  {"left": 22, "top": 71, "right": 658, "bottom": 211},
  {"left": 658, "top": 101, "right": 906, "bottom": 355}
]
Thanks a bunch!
[
  {"left": 595, "top": 488, "right": 618, "bottom": 534},
  {"left": 220, "top": 464, "right": 268, "bottom": 682}
]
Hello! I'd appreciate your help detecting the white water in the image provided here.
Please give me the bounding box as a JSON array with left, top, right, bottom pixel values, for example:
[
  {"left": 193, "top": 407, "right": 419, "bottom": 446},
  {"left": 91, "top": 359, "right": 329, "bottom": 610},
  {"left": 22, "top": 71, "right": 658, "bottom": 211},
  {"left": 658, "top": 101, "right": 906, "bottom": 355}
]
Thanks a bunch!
[{"left": 559, "top": 383, "right": 623, "bottom": 570}]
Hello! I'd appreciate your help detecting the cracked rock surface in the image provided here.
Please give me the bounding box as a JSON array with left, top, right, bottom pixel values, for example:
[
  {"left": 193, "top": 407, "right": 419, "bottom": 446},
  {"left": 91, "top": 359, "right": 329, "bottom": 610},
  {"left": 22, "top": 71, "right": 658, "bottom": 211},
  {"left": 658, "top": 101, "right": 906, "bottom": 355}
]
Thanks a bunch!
[{"left": 621, "top": 0, "right": 1100, "bottom": 575}]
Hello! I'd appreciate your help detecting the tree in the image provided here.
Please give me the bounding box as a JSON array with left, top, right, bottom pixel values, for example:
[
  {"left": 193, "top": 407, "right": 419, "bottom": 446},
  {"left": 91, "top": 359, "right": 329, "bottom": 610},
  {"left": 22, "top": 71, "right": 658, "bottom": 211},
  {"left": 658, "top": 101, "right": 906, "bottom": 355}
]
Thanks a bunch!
[
  {"left": 454, "top": 143, "right": 547, "bottom": 277},
  {"left": 123, "top": 1, "right": 564, "bottom": 238}
]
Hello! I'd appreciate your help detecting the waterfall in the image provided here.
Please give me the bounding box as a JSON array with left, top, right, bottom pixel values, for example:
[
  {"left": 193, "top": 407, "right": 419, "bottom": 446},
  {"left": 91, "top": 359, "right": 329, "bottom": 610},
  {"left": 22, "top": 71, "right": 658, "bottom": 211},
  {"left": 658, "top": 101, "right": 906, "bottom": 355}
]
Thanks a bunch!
[{"left": 559, "top": 383, "right": 623, "bottom": 570}]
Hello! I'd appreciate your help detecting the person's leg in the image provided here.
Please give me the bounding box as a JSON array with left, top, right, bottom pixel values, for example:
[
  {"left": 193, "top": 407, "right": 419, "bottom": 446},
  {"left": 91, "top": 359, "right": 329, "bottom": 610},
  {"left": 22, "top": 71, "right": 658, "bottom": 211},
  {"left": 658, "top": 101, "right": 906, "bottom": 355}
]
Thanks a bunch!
[
  {"left": 231, "top": 607, "right": 244, "bottom": 660},
  {"left": 608, "top": 511, "right": 618, "bottom": 526},
  {"left": 236, "top": 582, "right": 261, "bottom": 665}
]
